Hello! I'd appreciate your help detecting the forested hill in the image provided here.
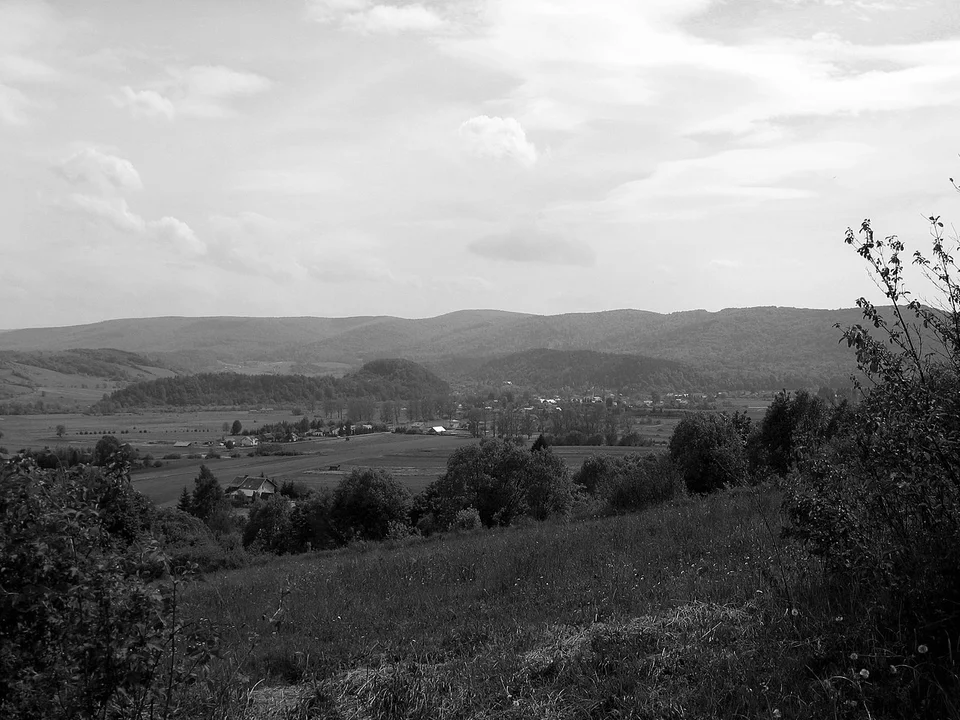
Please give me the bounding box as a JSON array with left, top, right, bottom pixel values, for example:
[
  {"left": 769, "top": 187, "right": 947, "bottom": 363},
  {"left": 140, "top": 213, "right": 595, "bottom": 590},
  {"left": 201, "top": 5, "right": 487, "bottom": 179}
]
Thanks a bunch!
[
  {"left": 473, "top": 350, "right": 713, "bottom": 393},
  {"left": 94, "top": 359, "right": 450, "bottom": 410}
]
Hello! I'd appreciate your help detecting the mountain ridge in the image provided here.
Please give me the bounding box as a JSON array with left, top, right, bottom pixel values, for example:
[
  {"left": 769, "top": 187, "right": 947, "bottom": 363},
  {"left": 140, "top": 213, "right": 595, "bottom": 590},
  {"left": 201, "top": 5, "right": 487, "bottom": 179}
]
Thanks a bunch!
[{"left": 0, "top": 307, "right": 872, "bottom": 391}]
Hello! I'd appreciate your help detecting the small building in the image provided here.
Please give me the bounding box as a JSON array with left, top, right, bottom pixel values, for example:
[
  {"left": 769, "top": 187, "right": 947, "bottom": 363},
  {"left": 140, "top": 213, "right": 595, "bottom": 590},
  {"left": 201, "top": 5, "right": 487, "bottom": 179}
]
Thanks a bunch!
[
  {"left": 173, "top": 441, "right": 193, "bottom": 448},
  {"left": 226, "top": 475, "right": 278, "bottom": 501},
  {"left": 427, "top": 426, "right": 446, "bottom": 435}
]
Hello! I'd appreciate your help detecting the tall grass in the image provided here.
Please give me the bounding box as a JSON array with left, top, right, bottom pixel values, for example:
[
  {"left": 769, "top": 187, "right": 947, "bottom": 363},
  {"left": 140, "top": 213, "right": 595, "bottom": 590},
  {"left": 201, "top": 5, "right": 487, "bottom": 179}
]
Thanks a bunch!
[{"left": 182, "top": 486, "right": 885, "bottom": 718}]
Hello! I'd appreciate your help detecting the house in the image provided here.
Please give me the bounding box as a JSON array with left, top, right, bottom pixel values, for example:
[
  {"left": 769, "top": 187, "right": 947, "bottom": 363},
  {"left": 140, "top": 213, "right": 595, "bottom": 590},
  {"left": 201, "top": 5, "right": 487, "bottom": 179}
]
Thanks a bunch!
[
  {"left": 427, "top": 426, "right": 446, "bottom": 435},
  {"left": 226, "top": 475, "right": 278, "bottom": 501},
  {"left": 173, "top": 441, "right": 193, "bottom": 448}
]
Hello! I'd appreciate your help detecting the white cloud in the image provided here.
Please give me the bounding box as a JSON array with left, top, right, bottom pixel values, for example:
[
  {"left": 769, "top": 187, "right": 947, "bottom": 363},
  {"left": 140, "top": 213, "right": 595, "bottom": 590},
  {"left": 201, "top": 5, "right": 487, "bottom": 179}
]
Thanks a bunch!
[
  {"left": 207, "top": 212, "right": 298, "bottom": 279},
  {"left": 0, "top": 1, "right": 60, "bottom": 125},
  {"left": 0, "top": 83, "right": 28, "bottom": 125},
  {"left": 308, "top": 0, "right": 446, "bottom": 34},
  {"left": 64, "top": 193, "right": 146, "bottom": 234},
  {"left": 117, "top": 65, "right": 271, "bottom": 120},
  {"left": 550, "top": 141, "right": 874, "bottom": 223},
  {"left": 468, "top": 225, "right": 594, "bottom": 266},
  {"left": 57, "top": 147, "right": 143, "bottom": 192},
  {"left": 148, "top": 216, "right": 206, "bottom": 255},
  {"left": 114, "top": 86, "right": 175, "bottom": 120},
  {"left": 459, "top": 115, "right": 538, "bottom": 167}
]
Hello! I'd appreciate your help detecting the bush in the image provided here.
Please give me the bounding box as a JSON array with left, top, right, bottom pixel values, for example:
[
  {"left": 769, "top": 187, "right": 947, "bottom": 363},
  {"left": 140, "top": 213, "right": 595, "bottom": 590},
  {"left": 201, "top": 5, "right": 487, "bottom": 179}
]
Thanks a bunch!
[
  {"left": 0, "top": 459, "right": 217, "bottom": 719},
  {"left": 784, "top": 215, "right": 960, "bottom": 714},
  {"left": 418, "top": 438, "right": 575, "bottom": 530},
  {"left": 163, "top": 453, "right": 181, "bottom": 460},
  {"left": 668, "top": 413, "right": 750, "bottom": 494},
  {"left": 452, "top": 507, "right": 482, "bottom": 531},
  {"left": 330, "top": 468, "right": 411, "bottom": 542}
]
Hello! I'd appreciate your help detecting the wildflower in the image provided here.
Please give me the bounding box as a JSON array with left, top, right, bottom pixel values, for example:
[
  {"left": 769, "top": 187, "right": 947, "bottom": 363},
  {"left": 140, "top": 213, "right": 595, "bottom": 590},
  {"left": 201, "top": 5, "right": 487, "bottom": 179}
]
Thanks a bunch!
[
  {"left": 859, "top": 669, "right": 870, "bottom": 680},
  {"left": 918, "top": 644, "right": 929, "bottom": 654},
  {"left": 889, "top": 665, "right": 898, "bottom": 675},
  {"left": 791, "top": 608, "right": 799, "bottom": 617},
  {"left": 849, "top": 652, "right": 859, "bottom": 661},
  {"left": 772, "top": 710, "right": 782, "bottom": 719}
]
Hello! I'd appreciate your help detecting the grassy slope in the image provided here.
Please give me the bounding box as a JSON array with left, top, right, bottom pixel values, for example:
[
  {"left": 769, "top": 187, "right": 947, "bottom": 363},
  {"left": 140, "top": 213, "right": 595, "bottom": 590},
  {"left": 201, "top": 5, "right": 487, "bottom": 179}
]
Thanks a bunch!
[{"left": 184, "top": 488, "right": 869, "bottom": 719}]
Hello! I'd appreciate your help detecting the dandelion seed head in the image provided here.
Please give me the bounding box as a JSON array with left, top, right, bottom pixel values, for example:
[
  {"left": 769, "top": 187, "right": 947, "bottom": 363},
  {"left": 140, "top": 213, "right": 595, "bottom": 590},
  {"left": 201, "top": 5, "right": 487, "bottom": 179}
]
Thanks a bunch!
[
  {"left": 918, "top": 644, "right": 929, "bottom": 654},
  {"left": 850, "top": 652, "right": 859, "bottom": 661},
  {"left": 859, "top": 669, "right": 870, "bottom": 679}
]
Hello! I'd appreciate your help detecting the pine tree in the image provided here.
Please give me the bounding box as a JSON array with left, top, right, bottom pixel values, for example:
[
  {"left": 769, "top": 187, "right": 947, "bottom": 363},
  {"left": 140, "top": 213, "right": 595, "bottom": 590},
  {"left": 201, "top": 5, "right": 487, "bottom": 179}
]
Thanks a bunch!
[{"left": 177, "top": 486, "right": 193, "bottom": 514}]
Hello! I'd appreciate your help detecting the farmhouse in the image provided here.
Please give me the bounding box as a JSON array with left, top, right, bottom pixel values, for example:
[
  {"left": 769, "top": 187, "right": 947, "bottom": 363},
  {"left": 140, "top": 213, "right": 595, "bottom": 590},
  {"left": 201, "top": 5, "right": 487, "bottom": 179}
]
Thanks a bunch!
[
  {"left": 427, "top": 426, "right": 446, "bottom": 435},
  {"left": 173, "top": 441, "right": 193, "bottom": 448},
  {"left": 226, "top": 475, "right": 278, "bottom": 501}
]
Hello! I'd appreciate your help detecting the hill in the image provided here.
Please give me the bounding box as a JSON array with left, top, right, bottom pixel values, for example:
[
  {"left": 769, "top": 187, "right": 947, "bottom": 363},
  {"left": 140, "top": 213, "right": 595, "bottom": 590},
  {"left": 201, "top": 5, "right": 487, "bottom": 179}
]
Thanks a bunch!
[
  {"left": 0, "top": 349, "right": 175, "bottom": 413},
  {"left": 473, "top": 349, "right": 712, "bottom": 393},
  {"left": 95, "top": 359, "right": 450, "bottom": 411},
  {"left": 0, "top": 306, "right": 874, "bottom": 390}
]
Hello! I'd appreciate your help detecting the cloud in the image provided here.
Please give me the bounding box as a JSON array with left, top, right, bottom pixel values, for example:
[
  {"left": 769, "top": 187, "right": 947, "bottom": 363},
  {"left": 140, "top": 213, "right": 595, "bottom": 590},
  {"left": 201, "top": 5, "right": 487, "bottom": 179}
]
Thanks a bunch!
[
  {"left": 207, "top": 212, "right": 298, "bottom": 279},
  {"left": 55, "top": 148, "right": 205, "bottom": 255},
  {"left": 148, "top": 217, "right": 206, "bottom": 255},
  {"left": 57, "top": 147, "right": 143, "bottom": 192},
  {"left": 64, "top": 194, "right": 146, "bottom": 234},
  {"left": 459, "top": 115, "right": 538, "bottom": 167},
  {"left": 308, "top": 0, "right": 446, "bottom": 34},
  {"left": 114, "top": 86, "right": 175, "bottom": 120},
  {"left": 0, "top": 0, "right": 60, "bottom": 125},
  {"left": 550, "top": 140, "right": 874, "bottom": 223},
  {"left": 116, "top": 65, "right": 271, "bottom": 120},
  {"left": 468, "top": 226, "right": 594, "bottom": 266},
  {"left": 0, "top": 84, "right": 29, "bottom": 125}
]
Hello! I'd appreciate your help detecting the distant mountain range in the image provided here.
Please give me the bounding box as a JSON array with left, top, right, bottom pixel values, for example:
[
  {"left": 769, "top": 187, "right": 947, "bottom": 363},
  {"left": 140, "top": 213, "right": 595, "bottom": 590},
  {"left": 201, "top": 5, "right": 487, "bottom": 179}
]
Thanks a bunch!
[{"left": 0, "top": 307, "right": 873, "bottom": 396}]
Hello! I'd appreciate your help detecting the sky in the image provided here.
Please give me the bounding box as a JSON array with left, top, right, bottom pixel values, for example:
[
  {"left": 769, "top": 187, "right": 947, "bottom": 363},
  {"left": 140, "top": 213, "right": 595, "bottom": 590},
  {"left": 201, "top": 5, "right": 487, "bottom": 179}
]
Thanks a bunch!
[{"left": 2, "top": 0, "right": 960, "bottom": 328}]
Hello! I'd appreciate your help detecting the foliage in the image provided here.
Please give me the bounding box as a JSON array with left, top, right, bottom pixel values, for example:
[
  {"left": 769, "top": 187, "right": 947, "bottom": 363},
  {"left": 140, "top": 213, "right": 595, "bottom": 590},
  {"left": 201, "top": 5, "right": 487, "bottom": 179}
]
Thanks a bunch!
[
  {"left": 230, "top": 419, "right": 242, "bottom": 436},
  {"left": 418, "top": 438, "right": 576, "bottom": 530},
  {"left": 94, "top": 361, "right": 451, "bottom": 411},
  {"left": 188, "top": 464, "right": 226, "bottom": 522},
  {"left": 784, "top": 214, "right": 960, "bottom": 715},
  {"left": 0, "top": 458, "right": 218, "bottom": 719},
  {"left": 669, "top": 412, "right": 751, "bottom": 493},
  {"left": 243, "top": 495, "right": 294, "bottom": 554},
  {"left": 574, "top": 452, "right": 683, "bottom": 513},
  {"left": 330, "top": 468, "right": 411, "bottom": 542},
  {"left": 748, "top": 389, "right": 849, "bottom": 476}
]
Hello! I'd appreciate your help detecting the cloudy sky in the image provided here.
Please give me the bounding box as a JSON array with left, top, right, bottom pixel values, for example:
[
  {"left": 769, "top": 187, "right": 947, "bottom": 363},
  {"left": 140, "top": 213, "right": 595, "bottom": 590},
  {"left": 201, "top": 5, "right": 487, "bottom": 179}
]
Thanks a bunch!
[{"left": 2, "top": 0, "right": 960, "bottom": 328}]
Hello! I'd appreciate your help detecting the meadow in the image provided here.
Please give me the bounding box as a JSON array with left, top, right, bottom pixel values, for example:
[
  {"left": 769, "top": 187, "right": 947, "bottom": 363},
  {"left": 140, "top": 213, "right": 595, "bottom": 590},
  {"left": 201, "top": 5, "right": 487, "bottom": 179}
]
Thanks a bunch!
[{"left": 182, "top": 486, "right": 854, "bottom": 719}]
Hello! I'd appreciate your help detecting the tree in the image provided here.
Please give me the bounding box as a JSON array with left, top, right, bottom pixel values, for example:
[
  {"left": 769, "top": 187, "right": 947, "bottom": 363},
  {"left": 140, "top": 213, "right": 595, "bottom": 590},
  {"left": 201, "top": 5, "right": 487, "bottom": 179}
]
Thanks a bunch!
[
  {"left": 176, "top": 486, "right": 193, "bottom": 514},
  {"left": 668, "top": 413, "right": 749, "bottom": 494},
  {"left": 190, "top": 464, "right": 225, "bottom": 521},
  {"left": 242, "top": 495, "right": 293, "bottom": 553},
  {"left": 230, "top": 419, "right": 243, "bottom": 436},
  {"left": 419, "top": 438, "right": 574, "bottom": 530},
  {"left": 222, "top": 422, "right": 230, "bottom": 433},
  {"left": 55, "top": 424, "right": 66, "bottom": 439},
  {"left": 330, "top": 468, "right": 410, "bottom": 542},
  {"left": 93, "top": 435, "right": 122, "bottom": 466}
]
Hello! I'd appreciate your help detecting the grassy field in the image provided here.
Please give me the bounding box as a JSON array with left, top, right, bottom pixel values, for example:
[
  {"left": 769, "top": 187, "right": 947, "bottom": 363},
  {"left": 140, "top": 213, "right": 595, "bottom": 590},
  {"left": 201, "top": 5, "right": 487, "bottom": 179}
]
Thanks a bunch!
[
  {"left": 181, "top": 486, "right": 856, "bottom": 719},
  {"left": 0, "top": 409, "right": 678, "bottom": 506}
]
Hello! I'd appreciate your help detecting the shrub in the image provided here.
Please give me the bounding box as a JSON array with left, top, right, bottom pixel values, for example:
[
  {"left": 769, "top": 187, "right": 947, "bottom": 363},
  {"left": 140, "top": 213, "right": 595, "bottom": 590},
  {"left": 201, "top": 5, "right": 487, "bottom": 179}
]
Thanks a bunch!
[
  {"left": 330, "top": 468, "right": 411, "bottom": 542},
  {"left": 243, "top": 495, "right": 294, "bottom": 553},
  {"left": 163, "top": 453, "right": 181, "bottom": 460},
  {"left": 418, "top": 438, "right": 575, "bottom": 530},
  {"left": 452, "top": 507, "right": 482, "bottom": 531},
  {"left": 0, "top": 459, "right": 217, "bottom": 719},
  {"left": 668, "top": 413, "right": 750, "bottom": 494},
  {"left": 784, "top": 215, "right": 960, "bottom": 713}
]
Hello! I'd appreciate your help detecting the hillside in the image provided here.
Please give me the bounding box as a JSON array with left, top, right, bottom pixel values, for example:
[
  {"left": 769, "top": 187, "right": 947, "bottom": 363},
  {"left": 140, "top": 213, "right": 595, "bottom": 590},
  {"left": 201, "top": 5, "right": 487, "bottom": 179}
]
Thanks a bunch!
[
  {"left": 0, "top": 306, "right": 876, "bottom": 390},
  {"left": 95, "top": 359, "right": 450, "bottom": 410},
  {"left": 474, "top": 349, "right": 712, "bottom": 393},
  {"left": 0, "top": 349, "right": 175, "bottom": 413}
]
